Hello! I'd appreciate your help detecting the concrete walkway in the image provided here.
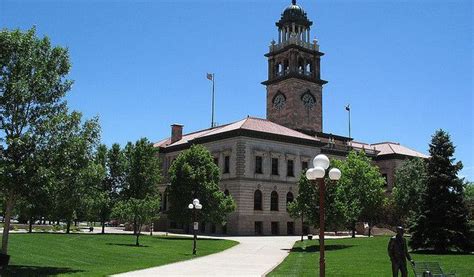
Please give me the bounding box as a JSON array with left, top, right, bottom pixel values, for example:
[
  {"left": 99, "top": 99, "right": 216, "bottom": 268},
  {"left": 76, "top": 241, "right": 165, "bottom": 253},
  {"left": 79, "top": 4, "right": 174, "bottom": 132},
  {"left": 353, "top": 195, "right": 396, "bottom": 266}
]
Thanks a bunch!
[{"left": 113, "top": 235, "right": 298, "bottom": 277}]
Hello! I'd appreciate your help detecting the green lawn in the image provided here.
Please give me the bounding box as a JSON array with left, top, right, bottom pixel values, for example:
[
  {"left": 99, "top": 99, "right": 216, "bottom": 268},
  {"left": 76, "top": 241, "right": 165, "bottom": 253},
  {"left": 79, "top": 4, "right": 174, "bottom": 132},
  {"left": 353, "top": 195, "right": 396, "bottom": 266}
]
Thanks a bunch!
[
  {"left": 0, "top": 233, "right": 237, "bottom": 277},
  {"left": 269, "top": 237, "right": 474, "bottom": 277}
]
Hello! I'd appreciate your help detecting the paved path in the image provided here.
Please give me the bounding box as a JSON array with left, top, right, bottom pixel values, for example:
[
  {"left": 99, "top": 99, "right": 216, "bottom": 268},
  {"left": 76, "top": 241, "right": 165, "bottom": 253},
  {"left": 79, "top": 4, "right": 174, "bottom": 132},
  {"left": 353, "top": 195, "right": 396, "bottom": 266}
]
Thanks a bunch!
[{"left": 113, "top": 235, "right": 298, "bottom": 277}]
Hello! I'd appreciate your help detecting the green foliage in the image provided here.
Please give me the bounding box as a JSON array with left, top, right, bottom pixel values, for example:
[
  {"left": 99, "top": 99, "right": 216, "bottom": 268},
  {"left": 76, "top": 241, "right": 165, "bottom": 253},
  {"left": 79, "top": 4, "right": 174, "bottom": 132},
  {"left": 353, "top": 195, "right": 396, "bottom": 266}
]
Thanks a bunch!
[
  {"left": 168, "top": 145, "right": 235, "bottom": 225},
  {"left": 392, "top": 157, "right": 427, "bottom": 225},
  {"left": 465, "top": 182, "right": 474, "bottom": 220},
  {"left": 44, "top": 111, "right": 101, "bottom": 233},
  {"left": 287, "top": 173, "right": 317, "bottom": 226},
  {"left": 409, "top": 129, "right": 472, "bottom": 252},
  {"left": 0, "top": 27, "right": 74, "bottom": 254},
  {"left": 333, "top": 151, "right": 386, "bottom": 234},
  {"left": 112, "top": 138, "right": 161, "bottom": 241},
  {"left": 112, "top": 197, "right": 161, "bottom": 246},
  {"left": 121, "top": 138, "right": 161, "bottom": 200}
]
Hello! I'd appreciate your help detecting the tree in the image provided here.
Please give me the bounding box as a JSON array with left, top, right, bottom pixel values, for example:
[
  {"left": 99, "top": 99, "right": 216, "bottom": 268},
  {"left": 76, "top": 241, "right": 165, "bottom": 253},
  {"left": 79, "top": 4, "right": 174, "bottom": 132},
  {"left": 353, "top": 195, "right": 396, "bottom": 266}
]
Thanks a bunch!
[
  {"left": 287, "top": 173, "right": 317, "bottom": 241},
  {"left": 333, "top": 151, "right": 386, "bottom": 237},
  {"left": 465, "top": 182, "right": 474, "bottom": 220},
  {"left": 118, "top": 138, "right": 161, "bottom": 236},
  {"left": 112, "top": 196, "right": 161, "bottom": 246},
  {"left": 409, "top": 129, "right": 472, "bottom": 252},
  {"left": 46, "top": 111, "right": 101, "bottom": 233},
  {"left": 392, "top": 157, "right": 427, "bottom": 225},
  {"left": 0, "top": 27, "right": 72, "bottom": 254},
  {"left": 168, "top": 145, "right": 235, "bottom": 227}
]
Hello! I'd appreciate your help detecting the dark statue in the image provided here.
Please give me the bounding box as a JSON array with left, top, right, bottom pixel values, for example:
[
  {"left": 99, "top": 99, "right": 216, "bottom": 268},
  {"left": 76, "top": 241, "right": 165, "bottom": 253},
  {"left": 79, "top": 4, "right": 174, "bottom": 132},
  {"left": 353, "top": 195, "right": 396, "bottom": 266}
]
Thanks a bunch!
[{"left": 388, "top": 226, "right": 415, "bottom": 277}]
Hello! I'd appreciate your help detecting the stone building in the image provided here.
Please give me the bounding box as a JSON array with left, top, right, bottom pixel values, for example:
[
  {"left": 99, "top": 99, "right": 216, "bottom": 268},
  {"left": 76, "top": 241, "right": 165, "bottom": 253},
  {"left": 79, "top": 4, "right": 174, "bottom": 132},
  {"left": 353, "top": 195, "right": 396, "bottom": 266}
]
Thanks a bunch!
[{"left": 154, "top": 0, "right": 427, "bottom": 235}]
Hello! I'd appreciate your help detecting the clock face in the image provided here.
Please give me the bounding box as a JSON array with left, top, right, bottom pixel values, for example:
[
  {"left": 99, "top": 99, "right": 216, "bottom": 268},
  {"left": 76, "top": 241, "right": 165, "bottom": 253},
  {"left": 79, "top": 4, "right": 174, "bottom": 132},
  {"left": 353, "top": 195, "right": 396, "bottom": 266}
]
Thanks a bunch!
[
  {"left": 273, "top": 94, "right": 286, "bottom": 110},
  {"left": 302, "top": 93, "right": 315, "bottom": 110}
]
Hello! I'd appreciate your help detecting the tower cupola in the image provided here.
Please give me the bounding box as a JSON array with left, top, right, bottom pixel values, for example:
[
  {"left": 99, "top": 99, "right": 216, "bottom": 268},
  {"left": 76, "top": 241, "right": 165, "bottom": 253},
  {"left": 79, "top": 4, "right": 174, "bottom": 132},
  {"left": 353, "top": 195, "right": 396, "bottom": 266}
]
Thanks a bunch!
[{"left": 263, "top": 0, "right": 327, "bottom": 135}]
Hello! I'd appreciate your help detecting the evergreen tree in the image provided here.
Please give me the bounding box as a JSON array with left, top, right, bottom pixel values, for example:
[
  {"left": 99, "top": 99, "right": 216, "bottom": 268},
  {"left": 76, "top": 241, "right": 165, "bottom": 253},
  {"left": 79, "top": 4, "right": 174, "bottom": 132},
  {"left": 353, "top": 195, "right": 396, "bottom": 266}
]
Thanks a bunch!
[{"left": 409, "top": 129, "right": 471, "bottom": 252}]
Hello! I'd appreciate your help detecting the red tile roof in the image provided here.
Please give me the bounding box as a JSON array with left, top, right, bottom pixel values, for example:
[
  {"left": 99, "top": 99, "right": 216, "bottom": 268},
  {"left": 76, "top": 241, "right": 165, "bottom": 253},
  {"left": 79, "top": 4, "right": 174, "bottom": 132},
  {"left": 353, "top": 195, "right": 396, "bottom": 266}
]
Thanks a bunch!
[
  {"left": 154, "top": 117, "right": 320, "bottom": 148},
  {"left": 352, "top": 141, "right": 428, "bottom": 158}
]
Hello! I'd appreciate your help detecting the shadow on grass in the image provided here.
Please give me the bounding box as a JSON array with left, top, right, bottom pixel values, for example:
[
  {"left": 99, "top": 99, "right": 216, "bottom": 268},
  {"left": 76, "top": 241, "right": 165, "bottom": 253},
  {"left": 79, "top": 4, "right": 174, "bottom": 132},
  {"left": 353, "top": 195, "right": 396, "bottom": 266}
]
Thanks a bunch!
[
  {"left": 105, "top": 243, "right": 149, "bottom": 247},
  {"left": 156, "top": 236, "right": 221, "bottom": 241},
  {"left": 412, "top": 249, "right": 473, "bottom": 256},
  {"left": 0, "top": 265, "right": 83, "bottom": 277},
  {"left": 288, "top": 244, "right": 354, "bottom": 253}
]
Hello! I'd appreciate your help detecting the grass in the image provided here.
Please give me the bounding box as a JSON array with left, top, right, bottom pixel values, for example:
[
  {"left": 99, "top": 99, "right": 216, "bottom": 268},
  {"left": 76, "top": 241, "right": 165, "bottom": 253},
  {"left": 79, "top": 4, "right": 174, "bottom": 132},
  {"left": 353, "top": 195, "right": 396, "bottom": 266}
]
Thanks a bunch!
[
  {"left": 0, "top": 233, "right": 237, "bottom": 277},
  {"left": 269, "top": 236, "right": 474, "bottom": 277}
]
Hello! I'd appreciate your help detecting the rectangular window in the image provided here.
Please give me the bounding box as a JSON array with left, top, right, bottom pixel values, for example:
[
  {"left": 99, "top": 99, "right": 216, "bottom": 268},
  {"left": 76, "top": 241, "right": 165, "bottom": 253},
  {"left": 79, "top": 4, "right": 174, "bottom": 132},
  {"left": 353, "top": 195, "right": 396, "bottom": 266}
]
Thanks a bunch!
[
  {"left": 255, "top": 221, "right": 263, "bottom": 235},
  {"left": 213, "top": 157, "right": 219, "bottom": 166},
  {"left": 255, "top": 156, "right": 263, "bottom": 174},
  {"left": 271, "top": 222, "right": 279, "bottom": 235},
  {"left": 302, "top": 161, "right": 309, "bottom": 171},
  {"left": 287, "top": 160, "right": 294, "bottom": 177},
  {"left": 224, "top": 155, "right": 230, "bottom": 173},
  {"left": 271, "top": 158, "right": 279, "bottom": 175},
  {"left": 287, "top": 222, "right": 294, "bottom": 235}
]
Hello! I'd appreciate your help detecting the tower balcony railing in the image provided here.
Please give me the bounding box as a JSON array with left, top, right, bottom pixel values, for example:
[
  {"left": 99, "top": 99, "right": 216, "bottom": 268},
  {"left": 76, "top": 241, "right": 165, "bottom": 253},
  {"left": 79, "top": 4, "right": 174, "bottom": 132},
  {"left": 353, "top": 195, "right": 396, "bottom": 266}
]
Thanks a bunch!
[{"left": 270, "top": 36, "right": 320, "bottom": 52}]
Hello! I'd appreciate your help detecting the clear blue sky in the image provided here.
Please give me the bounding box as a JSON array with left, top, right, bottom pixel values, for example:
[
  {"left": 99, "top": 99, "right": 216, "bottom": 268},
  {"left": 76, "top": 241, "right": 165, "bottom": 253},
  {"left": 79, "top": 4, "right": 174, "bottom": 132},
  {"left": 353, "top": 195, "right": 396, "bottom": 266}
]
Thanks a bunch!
[{"left": 2, "top": 0, "right": 473, "bottom": 180}]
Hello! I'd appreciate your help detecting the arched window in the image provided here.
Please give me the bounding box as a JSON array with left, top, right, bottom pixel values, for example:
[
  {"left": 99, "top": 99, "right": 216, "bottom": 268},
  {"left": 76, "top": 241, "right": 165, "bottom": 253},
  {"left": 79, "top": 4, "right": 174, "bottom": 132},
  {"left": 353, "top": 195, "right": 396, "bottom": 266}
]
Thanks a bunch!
[
  {"left": 224, "top": 189, "right": 230, "bottom": 197},
  {"left": 271, "top": 191, "right": 279, "bottom": 211},
  {"left": 286, "top": 192, "right": 294, "bottom": 211},
  {"left": 254, "top": 190, "right": 262, "bottom": 210}
]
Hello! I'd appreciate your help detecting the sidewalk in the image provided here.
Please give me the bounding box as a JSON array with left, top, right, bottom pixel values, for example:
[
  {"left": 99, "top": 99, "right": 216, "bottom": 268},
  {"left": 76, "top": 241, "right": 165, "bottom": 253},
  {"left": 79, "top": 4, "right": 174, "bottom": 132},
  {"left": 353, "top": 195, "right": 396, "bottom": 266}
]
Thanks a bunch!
[{"left": 112, "top": 235, "right": 298, "bottom": 277}]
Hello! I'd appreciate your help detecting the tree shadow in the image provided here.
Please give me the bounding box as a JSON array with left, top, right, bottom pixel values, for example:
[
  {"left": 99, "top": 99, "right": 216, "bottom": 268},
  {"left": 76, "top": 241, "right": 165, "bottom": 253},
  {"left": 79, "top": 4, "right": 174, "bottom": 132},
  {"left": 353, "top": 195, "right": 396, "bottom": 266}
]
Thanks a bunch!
[
  {"left": 105, "top": 243, "right": 149, "bottom": 247},
  {"left": 411, "top": 249, "right": 472, "bottom": 256},
  {"left": 0, "top": 265, "right": 84, "bottom": 276},
  {"left": 289, "top": 244, "right": 354, "bottom": 253},
  {"left": 156, "top": 236, "right": 221, "bottom": 241}
]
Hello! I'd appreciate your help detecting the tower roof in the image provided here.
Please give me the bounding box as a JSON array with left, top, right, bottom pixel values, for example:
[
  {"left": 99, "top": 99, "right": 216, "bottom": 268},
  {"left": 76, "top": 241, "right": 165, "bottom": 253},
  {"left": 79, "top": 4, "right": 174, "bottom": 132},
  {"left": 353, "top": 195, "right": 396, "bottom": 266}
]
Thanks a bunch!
[{"left": 277, "top": 0, "right": 312, "bottom": 28}]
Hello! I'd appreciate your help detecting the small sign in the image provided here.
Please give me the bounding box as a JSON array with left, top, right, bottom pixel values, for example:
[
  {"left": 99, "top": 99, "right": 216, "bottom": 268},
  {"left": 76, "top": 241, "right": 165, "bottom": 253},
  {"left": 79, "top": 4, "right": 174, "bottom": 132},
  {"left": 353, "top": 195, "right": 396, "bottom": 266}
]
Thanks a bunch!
[{"left": 193, "top": 222, "right": 199, "bottom": 230}]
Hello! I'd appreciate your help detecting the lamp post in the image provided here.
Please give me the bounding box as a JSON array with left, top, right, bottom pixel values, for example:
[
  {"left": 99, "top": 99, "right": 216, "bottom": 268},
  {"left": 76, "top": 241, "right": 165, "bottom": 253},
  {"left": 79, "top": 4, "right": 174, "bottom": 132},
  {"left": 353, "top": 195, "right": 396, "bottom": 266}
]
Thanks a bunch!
[
  {"left": 188, "top": 198, "right": 202, "bottom": 255},
  {"left": 305, "top": 154, "right": 341, "bottom": 277}
]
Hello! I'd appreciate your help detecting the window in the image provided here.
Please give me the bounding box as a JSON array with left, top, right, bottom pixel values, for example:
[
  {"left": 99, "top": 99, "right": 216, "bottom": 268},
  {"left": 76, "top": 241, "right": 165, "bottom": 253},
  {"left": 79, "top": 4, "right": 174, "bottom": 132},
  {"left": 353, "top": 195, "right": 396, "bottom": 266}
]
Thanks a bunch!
[
  {"left": 224, "top": 156, "right": 230, "bottom": 173},
  {"left": 213, "top": 157, "right": 219, "bottom": 166},
  {"left": 286, "top": 192, "right": 294, "bottom": 211},
  {"left": 302, "top": 161, "right": 309, "bottom": 171},
  {"left": 287, "top": 160, "right": 294, "bottom": 177},
  {"left": 255, "top": 156, "right": 263, "bottom": 174},
  {"left": 271, "top": 191, "right": 279, "bottom": 211},
  {"left": 271, "top": 222, "right": 279, "bottom": 235},
  {"left": 254, "top": 190, "right": 263, "bottom": 210},
  {"left": 287, "top": 222, "right": 294, "bottom": 235},
  {"left": 271, "top": 158, "right": 279, "bottom": 175},
  {"left": 255, "top": 221, "right": 263, "bottom": 235}
]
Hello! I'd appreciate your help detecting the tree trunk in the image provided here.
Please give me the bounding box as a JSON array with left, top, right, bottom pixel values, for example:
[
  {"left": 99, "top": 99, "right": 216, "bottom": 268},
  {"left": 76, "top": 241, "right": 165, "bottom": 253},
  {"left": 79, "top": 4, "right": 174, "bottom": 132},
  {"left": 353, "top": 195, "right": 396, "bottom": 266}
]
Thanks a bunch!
[
  {"left": 300, "top": 215, "right": 304, "bottom": 242},
  {"left": 66, "top": 220, "right": 71, "bottom": 234},
  {"left": 28, "top": 217, "right": 33, "bottom": 233},
  {"left": 101, "top": 220, "right": 105, "bottom": 234},
  {"left": 368, "top": 225, "right": 372, "bottom": 237},
  {"left": 133, "top": 216, "right": 137, "bottom": 235},
  {"left": 1, "top": 190, "right": 16, "bottom": 255},
  {"left": 351, "top": 222, "right": 356, "bottom": 238}
]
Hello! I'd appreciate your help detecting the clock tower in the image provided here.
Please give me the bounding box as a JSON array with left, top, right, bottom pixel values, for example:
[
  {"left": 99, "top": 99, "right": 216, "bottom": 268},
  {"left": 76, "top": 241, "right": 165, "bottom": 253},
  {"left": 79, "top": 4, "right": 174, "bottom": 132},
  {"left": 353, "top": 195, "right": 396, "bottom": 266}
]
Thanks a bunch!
[{"left": 262, "top": 0, "right": 327, "bottom": 135}]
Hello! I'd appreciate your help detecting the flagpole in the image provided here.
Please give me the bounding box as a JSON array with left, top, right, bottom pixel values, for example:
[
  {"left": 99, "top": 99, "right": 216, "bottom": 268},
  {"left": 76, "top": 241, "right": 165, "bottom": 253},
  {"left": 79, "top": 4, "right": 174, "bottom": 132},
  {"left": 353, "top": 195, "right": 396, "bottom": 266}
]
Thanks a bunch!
[
  {"left": 211, "top": 74, "right": 215, "bottom": 128},
  {"left": 348, "top": 106, "right": 351, "bottom": 139}
]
